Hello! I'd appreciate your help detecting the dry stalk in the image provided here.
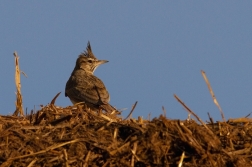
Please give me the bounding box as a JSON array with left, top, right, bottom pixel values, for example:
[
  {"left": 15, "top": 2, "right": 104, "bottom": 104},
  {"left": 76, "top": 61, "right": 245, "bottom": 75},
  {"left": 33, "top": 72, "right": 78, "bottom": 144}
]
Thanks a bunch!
[
  {"left": 174, "top": 94, "right": 219, "bottom": 145},
  {"left": 177, "top": 151, "right": 185, "bottom": 167},
  {"left": 27, "top": 158, "right": 37, "bottom": 167},
  {"left": 174, "top": 94, "right": 208, "bottom": 128},
  {"left": 13, "top": 52, "right": 26, "bottom": 116},
  {"left": 84, "top": 151, "right": 91, "bottom": 167},
  {"left": 201, "top": 70, "right": 226, "bottom": 122},
  {"left": 162, "top": 106, "right": 166, "bottom": 118},
  {"left": 131, "top": 142, "right": 139, "bottom": 166},
  {"left": 50, "top": 92, "right": 61, "bottom": 105},
  {"left": 123, "top": 101, "right": 138, "bottom": 120},
  {"left": 8, "top": 138, "right": 86, "bottom": 160}
]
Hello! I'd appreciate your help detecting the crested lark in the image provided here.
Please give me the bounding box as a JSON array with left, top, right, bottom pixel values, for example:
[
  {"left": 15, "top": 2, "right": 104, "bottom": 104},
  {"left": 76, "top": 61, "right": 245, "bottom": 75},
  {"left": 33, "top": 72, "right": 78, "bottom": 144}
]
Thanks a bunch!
[{"left": 65, "top": 42, "right": 116, "bottom": 112}]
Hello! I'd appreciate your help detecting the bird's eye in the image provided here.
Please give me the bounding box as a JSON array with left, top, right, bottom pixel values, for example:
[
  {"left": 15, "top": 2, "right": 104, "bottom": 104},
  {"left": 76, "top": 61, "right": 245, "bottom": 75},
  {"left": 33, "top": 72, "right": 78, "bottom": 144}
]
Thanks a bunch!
[{"left": 88, "top": 60, "right": 92, "bottom": 63}]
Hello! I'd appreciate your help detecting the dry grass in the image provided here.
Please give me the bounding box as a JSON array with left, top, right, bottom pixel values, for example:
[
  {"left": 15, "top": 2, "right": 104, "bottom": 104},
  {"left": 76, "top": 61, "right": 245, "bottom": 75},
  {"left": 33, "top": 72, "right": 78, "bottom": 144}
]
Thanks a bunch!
[{"left": 1, "top": 103, "right": 252, "bottom": 167}]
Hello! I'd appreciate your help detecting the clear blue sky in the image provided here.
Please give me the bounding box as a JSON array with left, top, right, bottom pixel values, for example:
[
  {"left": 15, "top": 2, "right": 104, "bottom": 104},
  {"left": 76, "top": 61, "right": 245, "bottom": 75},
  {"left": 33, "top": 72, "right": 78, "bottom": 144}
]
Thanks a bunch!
[{"left": 1, "top": 1, "right": 252, "bottom": 121}]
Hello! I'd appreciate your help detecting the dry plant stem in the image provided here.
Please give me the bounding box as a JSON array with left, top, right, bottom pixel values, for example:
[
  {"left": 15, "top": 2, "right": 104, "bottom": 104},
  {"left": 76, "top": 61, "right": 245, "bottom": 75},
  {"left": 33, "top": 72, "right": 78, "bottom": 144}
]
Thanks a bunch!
[
  {"left": 162, "top": 106, "right": 166, "bottom": 118},
  {"left": 174, "top": 94, "right": 215, "bottom": 136},
  {"left": 123, "top": 101, "right": 138, "bottom": 120},
  {"left": 137, "top": 116, "right": 143, "bottom": 124},
  {"left": 148, "top": 113, "right": 151, "bottom": 121},
  {"left": 0, "top": 160, "right": 13, "bottom": 167},
  {"left": 113, "top": 128, "right": 118, "bottom": 139},
  {"left": 50, "top": 92, "right": 61, "bottom": 105},
  {"left": 207, "top": 112, "right": 214, "bottom": 124},
  {"left": 245, "top": 112, "right": 252, "bottom": 118},
  {"left": 8, "top": 138, "right": 85, "bottom": 160},
  {"left": 48, "top": 154, "right": 64, "bottom": 163},
  {"left": 63, "top": 149, "right": 69, "bottom": 167},
  {"left": 201, "top": 70, "right": 226, "bottom": 122},
  {"left": 27, "top": 158, "right": 37, "bottom": 167},
  {"left": 227, "top": 146, "right": 252, "bottom": 155},
  {"left": 84, "top": 151, "right": 91, "bottom": 167},
  {"left": 13, "top": 51, "right": 24, "bottom": 116},
  {"left": 206, "top": 152, "right": 216, "bottom": 167},
  {"left": 178, "top": 151, "right": 185, "bottom": 167},
  {"left": 131, "top": 142, "right": 139, "bottom": 166},
  {"left": 228, "top": 118, "right": 252, "bottom": 123},
  {"left": 176, "top": 122, "right": 205, "bottom": 155},
  {"left": 102, "top": 161, "right": 109, "bottom": 167},
  {"left": 110, "top": 142, "right": 130, "bottom": 156}
]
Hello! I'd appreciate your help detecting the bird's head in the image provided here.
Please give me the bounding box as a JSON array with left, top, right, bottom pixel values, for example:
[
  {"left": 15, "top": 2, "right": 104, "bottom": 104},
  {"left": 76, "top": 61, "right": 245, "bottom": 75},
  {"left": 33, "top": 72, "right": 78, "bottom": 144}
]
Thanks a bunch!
[{"left": 75, "top": 42, "right": 108, "bottom": 73}]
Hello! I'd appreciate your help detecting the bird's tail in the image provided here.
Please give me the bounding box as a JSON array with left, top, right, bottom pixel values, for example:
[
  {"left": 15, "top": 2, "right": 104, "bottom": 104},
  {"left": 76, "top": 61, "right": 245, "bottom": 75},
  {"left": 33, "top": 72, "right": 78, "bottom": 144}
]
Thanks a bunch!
[{"left": 100, "top": 103, "right": 119, "bottom": 114}]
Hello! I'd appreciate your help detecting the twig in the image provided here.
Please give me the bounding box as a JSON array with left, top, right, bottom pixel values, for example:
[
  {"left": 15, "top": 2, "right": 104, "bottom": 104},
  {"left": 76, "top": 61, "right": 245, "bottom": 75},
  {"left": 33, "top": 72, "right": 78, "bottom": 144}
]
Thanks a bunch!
[
  {"left": 123, "top": 101, "right": 138, "bottom": 120},
  {"left": 245, "top": 112, "right": 252, "bottom": 118},
  {"left": 13, "top": 51, "right": 25, "bottom": 116},
  {"left": 162, "top": 106, "right": 166, "bottom": 118},
  {"left": 50, "top": 92, "right": 61, "bottom": 105},
  {"left": 83, "top": 151, "right": 91, "bottom": 167},
  {"left": 177, "top": 151, "right": 185, "bottom": 167},
  {"left": 201, "top": 70, "right": 226, "bottom": 122},
  {"left": 131, "top": 142, "right": 139, "bottom": 166},
  {"left": 8, "top": 138, "right": 85, "bottom": 160},
  {"left": 207, "top": 112, "right": 214, "bottom": 124},
  {"left": 174, "top": 94, "right": 214, "bottom": 135},
  {"left": 27, "top": 158, "right": 37, "bottom": 167}
]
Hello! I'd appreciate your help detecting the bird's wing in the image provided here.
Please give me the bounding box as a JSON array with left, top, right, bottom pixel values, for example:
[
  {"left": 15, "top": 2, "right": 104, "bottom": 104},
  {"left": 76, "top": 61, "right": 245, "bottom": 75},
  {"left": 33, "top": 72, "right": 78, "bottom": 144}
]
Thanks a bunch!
[{"left": 65, "top": 71, "right": 110, "bottom": 105}]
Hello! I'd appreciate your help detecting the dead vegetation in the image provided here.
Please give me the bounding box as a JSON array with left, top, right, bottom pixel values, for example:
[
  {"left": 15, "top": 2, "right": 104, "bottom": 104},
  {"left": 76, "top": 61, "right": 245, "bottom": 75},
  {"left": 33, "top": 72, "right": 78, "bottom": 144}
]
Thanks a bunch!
[
  {"left": 0, "top": 52, "right": 252, "bottom": 167},
  {"left": 1, "top": 103, "right": 252, "bottom": 167}
]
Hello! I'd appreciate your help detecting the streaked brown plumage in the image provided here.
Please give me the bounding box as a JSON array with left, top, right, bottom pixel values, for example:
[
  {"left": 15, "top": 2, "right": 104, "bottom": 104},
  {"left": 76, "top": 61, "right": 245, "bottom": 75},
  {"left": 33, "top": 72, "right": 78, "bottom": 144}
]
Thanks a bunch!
[{"left": 65, "top": 41, "right": 116, "bottom": 112}]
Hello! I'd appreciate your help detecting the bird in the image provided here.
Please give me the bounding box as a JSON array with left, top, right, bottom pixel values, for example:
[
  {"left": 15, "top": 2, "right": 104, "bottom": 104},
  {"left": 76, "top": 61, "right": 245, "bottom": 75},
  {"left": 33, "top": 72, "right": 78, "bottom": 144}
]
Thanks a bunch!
[{"left": 65, "top": 41, "right": 116, "bottom": 113}]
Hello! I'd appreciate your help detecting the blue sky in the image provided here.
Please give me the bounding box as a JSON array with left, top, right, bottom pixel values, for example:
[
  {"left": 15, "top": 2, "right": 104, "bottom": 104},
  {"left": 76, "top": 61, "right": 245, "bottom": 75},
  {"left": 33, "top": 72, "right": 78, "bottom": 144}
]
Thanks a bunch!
[{"left": 1, "top": 1, "right": 252, "bottom": 121}]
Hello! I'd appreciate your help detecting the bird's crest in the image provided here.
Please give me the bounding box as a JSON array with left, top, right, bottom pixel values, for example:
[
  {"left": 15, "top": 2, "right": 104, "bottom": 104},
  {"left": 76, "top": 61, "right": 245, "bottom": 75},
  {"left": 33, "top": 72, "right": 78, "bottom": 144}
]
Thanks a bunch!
[{"left": 79, "top": 41, "right": 97, "bottom": 59}]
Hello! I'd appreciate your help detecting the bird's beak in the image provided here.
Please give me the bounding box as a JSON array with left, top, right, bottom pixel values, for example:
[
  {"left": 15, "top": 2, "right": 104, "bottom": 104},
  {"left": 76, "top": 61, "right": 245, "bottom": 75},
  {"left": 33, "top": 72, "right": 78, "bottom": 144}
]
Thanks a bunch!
[{"left": 96, "top": 60, "right": 109, "bottom": 66}]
